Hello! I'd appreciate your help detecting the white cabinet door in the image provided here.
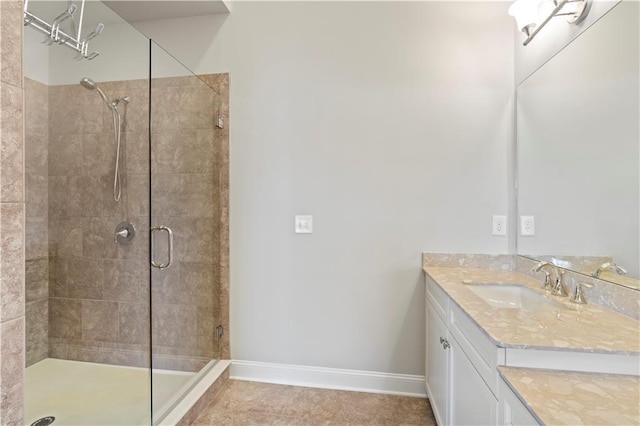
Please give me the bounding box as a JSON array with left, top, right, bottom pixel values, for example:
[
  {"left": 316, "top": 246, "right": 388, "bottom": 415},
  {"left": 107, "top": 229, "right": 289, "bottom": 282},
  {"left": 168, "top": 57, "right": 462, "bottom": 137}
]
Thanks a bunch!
[
  {"left": 498, "top": 378, "right": 540, "bottom": 426},
  {"left": 426, "top": 299, "right": 449, "bottom": 425},
  {"left": 450, "top": 335, "right": 498, "bottom": 426}
]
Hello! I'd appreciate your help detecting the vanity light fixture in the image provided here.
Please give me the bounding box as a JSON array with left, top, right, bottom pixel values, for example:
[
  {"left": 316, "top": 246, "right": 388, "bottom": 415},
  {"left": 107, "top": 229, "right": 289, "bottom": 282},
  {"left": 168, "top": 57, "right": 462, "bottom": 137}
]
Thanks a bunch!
[{"left": 508, "top": 0, "right": 591, "bottom": 46}]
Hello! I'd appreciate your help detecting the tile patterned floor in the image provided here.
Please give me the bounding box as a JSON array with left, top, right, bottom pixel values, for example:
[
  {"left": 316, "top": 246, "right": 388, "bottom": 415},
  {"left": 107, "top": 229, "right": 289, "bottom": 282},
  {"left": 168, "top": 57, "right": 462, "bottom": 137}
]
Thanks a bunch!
[{"left": 193, "top": 380, "right": 436, "bottom": 425}]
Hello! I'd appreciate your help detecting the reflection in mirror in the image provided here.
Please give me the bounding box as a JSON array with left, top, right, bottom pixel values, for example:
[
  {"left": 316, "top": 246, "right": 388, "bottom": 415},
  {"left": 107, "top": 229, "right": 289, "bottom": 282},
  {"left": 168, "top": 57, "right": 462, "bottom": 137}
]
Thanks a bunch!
[{"left": 516, "top": 2, "right": 639, "bottom": 290}]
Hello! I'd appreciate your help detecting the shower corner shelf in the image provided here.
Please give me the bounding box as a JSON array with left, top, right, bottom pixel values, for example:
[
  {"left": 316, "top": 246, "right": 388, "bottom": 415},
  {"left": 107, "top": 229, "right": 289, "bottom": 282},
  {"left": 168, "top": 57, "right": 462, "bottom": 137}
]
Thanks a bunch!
[{"left": 23, "top": 0, "right": 104, "bottom": 60}]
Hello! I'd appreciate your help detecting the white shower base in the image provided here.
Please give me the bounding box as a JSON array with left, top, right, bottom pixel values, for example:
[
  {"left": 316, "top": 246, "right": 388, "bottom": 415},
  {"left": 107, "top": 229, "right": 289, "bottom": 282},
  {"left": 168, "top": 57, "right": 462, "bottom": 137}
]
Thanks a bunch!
[{"left": 25, "top": 358, "right": 194, "bottom": 426}]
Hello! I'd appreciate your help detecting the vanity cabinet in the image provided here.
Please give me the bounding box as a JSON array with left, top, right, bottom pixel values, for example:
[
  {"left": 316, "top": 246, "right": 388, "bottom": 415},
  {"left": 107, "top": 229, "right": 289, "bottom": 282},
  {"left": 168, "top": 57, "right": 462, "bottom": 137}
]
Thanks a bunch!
[
  {"left": 424, "top": 266, "right": 640, "bottom": 425},
  {"left": 498, "top": 378, "right": 539, "bottom": 426},
  {"left": 450, "top": 339, "right": 498, "bottom": 425},
  {"left": 425, "top": 299, "right": 449, "bottom": 425},
  {"left": 425, "top": 275, "right": 499, "bottom": 425}
]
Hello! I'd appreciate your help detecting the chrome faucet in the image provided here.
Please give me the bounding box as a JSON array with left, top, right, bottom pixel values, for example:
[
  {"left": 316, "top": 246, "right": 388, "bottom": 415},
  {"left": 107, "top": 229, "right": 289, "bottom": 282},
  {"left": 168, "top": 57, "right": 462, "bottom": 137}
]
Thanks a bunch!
[
  {"left": 531, "top": 261, "right": 555, "bottom": 291},
  {"left": 551, "top": 268, "right": 569, "bottom": 297},
  {"left": 571, "top": 282, "right": 594, "bottom": 304},
  {"left": 592, "top": 262, "right": 627, "bottom": 278}
]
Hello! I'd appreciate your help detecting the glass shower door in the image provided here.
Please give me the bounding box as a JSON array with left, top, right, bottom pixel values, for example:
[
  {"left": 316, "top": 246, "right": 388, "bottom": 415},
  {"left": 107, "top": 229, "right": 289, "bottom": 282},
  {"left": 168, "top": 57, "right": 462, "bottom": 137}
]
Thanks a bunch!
[
  {"left": 149, "top": 41, "right": 221, "bottom": 423},
  {"left": 23, "top": 1, "right": 153, "bottom": 425}
]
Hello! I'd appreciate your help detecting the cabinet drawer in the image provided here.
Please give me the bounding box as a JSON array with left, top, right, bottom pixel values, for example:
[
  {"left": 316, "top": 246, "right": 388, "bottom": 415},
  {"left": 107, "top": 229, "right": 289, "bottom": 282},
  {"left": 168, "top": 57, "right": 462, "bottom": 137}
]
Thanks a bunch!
[
  {"left": 449, "top": 302, "right": 504, "bottom": 395},
  {"left": 425, "top": 274, "right": 448, "bottom": 323}
]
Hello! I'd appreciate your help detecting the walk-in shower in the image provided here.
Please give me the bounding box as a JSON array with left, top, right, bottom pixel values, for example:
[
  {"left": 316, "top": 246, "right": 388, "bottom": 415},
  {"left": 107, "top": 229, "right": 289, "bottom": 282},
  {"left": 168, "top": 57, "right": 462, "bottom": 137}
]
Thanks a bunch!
[
  {"left": 22, "top": 1, "right": 227, "bottom": 425},
  {"left": 80, "top": 77, "right": 129, "bottom": 201}
]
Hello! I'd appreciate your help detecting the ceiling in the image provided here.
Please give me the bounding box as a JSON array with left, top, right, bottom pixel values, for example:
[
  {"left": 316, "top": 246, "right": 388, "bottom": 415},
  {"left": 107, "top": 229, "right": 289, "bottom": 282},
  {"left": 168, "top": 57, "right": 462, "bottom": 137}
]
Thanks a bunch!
[
  {"left": 104, "top": 1, "right": 230, "bottom": 23},
  {"left": 26, "top": 0, "right": 230, "bottom": 28}
]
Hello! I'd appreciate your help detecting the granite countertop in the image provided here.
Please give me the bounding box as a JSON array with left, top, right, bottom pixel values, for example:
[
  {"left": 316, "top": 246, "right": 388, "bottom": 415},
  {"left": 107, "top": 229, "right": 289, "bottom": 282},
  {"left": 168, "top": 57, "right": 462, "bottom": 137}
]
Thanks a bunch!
[
  {"left": 423, "top": 267, "right": 640, "bottom": 354},
  {"left": 499, "top": 366, "right": 640, "bottom": 426}
]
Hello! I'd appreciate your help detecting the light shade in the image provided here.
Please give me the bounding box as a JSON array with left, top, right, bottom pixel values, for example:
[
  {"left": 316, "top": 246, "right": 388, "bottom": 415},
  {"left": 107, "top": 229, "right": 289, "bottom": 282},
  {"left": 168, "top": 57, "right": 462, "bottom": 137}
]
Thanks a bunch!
[
  {"left": 508, "top": 0, "right": 541, "bottom": 33},
  {"left": 509, "top": 0, "right": 592, "bottom": 46},
  {"left": 537, "top": 0, "right": 557, "bottom": 20}
]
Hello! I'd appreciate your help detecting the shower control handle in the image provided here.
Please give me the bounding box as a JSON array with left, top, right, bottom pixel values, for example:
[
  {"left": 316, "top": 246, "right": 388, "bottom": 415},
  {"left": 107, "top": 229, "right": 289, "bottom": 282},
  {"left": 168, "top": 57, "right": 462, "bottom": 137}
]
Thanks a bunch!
[
  {"left": 151, "top": 226, "right": 173, "bottom": 269},
  {"left": 115, "top": 222, "right": 135, "bottom": 245}
]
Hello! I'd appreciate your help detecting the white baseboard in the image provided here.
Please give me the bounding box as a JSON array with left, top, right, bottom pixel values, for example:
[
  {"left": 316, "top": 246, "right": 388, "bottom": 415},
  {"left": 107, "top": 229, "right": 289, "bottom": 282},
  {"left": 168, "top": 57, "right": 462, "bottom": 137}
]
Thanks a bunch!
[{"left": 230, "top": 360, "right": 426, "bottom": 397}]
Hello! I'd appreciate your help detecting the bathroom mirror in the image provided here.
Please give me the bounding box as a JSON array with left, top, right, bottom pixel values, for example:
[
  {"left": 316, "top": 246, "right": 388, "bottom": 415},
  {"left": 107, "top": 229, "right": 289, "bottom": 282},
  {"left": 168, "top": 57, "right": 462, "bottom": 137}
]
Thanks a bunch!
[{"left": 516, "top": 1, "right": 639, "bottom": 290}]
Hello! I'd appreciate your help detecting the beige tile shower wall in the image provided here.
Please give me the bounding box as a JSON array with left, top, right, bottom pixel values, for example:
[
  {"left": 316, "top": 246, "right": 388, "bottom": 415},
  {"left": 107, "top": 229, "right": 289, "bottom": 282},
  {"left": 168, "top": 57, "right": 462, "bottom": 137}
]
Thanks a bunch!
[
  {"left": 45, "top": 74, "right": 229, "bottom": 372},
  {"left": 150, "top": 74, "right": 225, "bottom": 372},
  {"left": 47, "top": 79, "right": 152, "bottom": 368},
  {"left": 0, "top": 0, "right": 26, "bottom": 423},
  {"left": 200, "top": 73, "right": 230, "bottom": 361},
  {"left": 24, "top": 78, "right": 49, "bottom": 366}
]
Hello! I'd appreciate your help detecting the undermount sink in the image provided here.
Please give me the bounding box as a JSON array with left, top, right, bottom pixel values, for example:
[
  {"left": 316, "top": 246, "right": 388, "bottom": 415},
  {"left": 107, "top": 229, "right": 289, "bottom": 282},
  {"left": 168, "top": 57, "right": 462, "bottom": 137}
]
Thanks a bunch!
[{"left": 466, "top": 283, "right": 566, "bottom": 311}]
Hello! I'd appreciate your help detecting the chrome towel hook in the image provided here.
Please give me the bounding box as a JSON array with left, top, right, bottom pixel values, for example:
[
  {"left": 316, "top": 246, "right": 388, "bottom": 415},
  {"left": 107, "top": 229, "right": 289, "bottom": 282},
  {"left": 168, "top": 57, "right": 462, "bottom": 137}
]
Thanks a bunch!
[{"left": 24, "top": 0, "right": 104, "bottom": 60}]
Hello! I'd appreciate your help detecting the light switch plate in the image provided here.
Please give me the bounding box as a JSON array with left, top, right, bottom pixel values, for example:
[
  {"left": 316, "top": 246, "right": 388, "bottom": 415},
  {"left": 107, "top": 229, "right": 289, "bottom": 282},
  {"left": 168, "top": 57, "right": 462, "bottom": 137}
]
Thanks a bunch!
[{"left": 295, "top": 215, "right": 313, "bottom": 234}]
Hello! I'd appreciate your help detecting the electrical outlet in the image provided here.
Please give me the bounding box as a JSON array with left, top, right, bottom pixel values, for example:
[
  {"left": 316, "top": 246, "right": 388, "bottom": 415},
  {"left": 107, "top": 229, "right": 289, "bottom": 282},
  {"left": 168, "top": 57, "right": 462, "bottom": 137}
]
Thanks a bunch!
[
  {"left": 492, "top": 215, "right": 507, "bottom": 236},
  {"left": 295, "top": 215, "right": 313, "bottom": 234},
  {"left": 520, "top": 215, "right": 535, "bottom": 236}
]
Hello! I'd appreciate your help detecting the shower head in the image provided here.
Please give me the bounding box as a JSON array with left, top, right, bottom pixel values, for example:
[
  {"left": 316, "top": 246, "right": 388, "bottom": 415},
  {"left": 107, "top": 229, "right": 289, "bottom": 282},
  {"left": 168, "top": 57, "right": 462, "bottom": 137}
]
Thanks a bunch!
[
  {"left": 79, "top": 77, "right": 130, "bottom": 203},
  {"left": 80, "top": 77, "right": 112, "bottom": 108},
  {"left": 80, "top": 77, "right": 96, "bottom": 90}
]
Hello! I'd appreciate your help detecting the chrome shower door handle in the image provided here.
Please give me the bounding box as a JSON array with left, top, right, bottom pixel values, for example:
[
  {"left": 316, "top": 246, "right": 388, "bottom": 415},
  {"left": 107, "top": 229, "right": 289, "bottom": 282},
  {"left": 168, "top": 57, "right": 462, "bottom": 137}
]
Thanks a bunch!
[{"left": 151, "top": 226, "right": 173, "bottom": 269}]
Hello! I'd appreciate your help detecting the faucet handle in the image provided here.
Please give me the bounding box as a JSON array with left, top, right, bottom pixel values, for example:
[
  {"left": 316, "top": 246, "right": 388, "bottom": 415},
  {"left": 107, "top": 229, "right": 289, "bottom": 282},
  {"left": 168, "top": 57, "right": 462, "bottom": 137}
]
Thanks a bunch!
[
  {"left": 551, "top": 269, "right": 569, "bottom": 297},
  {"left": 539, "top": 270, "right": 552, "bottom": 290},
  {"left": 532, "top": 261, "right": 554, "bottom": 290},
  {"left": 571, "top": 282, "right": 594, "bottom": 304},
  {"left": 114, "top": 222, "right": 135, "bottom": 245}
]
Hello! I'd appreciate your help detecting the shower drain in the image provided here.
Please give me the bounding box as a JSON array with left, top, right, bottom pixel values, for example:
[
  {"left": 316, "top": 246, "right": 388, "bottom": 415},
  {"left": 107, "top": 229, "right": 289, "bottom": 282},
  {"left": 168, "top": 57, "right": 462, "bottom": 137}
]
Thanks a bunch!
[{"left": 31, "top": 416, "right": 55, "bottom": 426}]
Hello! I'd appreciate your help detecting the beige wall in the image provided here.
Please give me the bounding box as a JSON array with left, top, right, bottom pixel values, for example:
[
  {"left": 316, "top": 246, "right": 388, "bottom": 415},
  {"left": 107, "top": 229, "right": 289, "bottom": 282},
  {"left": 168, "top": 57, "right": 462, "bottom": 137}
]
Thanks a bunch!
[
  {"left": 0, "top": 0, "right": 26, "bottom": 423},
  {"left": 2, "top": 0, "right": 230, "bottom": 421},
  {"left": 46, "top": 79, "right": 152, "bottom": 367},
  {"left": 149, "top": 74, "right": 224, "bottom": 371},
  {"left": 24, "top": 78, "right": 49, "bottom": 366},
  {"left": 200, "top": 73, "right": 230, "bottom": 361}
]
